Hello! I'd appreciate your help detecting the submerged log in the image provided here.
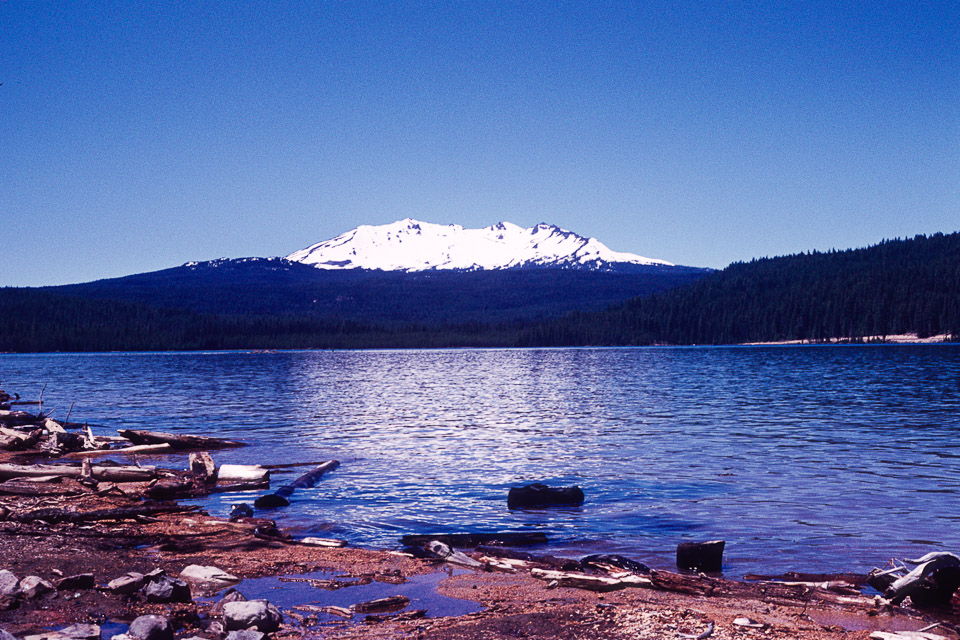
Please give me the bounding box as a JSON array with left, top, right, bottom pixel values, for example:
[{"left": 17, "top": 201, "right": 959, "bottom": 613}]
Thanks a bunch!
[
  {"left": 351, "top": 595, "right": 410, "bottom": 613},
  {"left": 402, "top": 532, "right": 549, "bottom": 548},
  {"left": 254, "top": 460, "right": 339, "bottom": 509},
  {"left": 117, "top": 429, "right": 246, "bottom": 450},
  {"left": 0, "top": 462, "right": 156, "bottom": 483}
]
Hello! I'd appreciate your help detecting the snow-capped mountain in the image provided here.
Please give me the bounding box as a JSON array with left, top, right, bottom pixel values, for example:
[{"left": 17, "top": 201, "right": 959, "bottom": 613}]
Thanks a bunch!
[{"left": 286, "top": 219, "right": 672, "bottom": 272}]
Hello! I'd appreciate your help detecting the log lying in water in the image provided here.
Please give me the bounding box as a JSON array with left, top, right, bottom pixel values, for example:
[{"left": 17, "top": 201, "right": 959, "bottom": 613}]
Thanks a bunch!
[
  {"left": 0, "top": 462, "right": 156, "bottom": 483},
  {"left": 401, "top": 532, "right": 548, "bottom": 548},
  {"left": 254, "top": 460, "right": 339, "bottom": 509},
  {"left": 117, "top": 429, "right": 246, "bottom": 450}
]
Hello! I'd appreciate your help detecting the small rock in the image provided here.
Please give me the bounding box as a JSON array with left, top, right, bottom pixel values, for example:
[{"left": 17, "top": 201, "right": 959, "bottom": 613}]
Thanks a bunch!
[
  {"left": 228, "top": 504, "right": 253, "bottom": 521},
  {"left": 144, "top": 568, "right": 165, "bottom": 580},
  {"left": 0, "top": 570, "right": 20, "bottom": 597},
  {"left": 107, "top": 572, "right": 145, "bottom": 595},
  {"left": 143, "top": 576, "right": 191, "bottom": 603},
  {"left": 58, "top": 623, "right": 101, "bottom": 640},
  {"left": 204, "top": 622, "right": 224, "bottom": 637},
  {"left": 127, "top": 615, "right": 173, "bottom": 640},
  {"left": 733, "top": 618, "right": 766, "bottom": 629},
  {"left": 179, "top": 565, "right": 240, "bottom": 588},
  {"left": 19, "top": 576, "right": 53, "bottom": 599},
  {"left": 1, "top": 629, "right": 18, "bottom": 640},
  {"left": 210, "top": 589, "right": 247, "bottom": 616},
  {"left": 56, "top": 574, "right": 95, "bottom": 591},
  {"left": 222, "top": 600, "right": 282, "bottom": 633},
  {"left": 225, "top": 631, "right": 264, "bottom": 640}
]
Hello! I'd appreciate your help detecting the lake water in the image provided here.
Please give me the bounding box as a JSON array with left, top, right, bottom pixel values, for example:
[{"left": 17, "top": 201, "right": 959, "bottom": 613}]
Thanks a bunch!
[{"left": 3, "top": 346, "right": 959, "bottom": 576}]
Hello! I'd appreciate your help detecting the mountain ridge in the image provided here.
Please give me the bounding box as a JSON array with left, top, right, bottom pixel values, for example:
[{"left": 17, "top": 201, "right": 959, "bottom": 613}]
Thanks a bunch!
[{"left": 286, "top": 218, "right": 672, "bottom": 272}]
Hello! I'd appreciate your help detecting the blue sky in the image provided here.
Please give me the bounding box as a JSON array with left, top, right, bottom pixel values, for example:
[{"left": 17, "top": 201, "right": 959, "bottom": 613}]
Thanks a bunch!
[{"left": 2, "top": 2, "right": 957, "bottom": 286}]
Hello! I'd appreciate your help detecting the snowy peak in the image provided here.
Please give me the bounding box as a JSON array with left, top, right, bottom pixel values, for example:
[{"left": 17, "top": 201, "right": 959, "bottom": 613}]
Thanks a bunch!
[{"left": 286, "top": 219, "right": 672, "bottom": 272}]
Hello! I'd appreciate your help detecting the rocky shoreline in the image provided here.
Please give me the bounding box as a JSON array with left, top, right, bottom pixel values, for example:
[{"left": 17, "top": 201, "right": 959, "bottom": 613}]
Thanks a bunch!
[{"left": 2, "top": 391, "right": 959, "bottom": 640}]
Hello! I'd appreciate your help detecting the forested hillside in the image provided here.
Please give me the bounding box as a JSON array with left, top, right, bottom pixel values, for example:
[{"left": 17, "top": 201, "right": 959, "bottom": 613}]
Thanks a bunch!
[
  {"left": 2, "top": 232, "right": 957, "bottom": 352},
  {"left": 522, "top": 232, "right": 960, "bottom": 345}
]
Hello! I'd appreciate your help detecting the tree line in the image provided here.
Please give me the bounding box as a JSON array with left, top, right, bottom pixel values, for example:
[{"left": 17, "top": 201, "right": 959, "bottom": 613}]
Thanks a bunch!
[{"left": 1, "top": 231, "right": 957, "bottom": 351}]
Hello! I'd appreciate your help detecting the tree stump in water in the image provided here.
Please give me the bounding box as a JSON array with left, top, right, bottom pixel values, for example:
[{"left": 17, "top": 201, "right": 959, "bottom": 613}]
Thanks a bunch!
[
  {"left": 507, "top": 483, "right": 584, "bottom": 508},
  {"left": 677, "top": 540, "right": 725, "bottom": 573}
]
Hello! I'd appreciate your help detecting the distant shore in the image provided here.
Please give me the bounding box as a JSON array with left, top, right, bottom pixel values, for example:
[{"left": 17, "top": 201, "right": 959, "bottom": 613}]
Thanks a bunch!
[{"left": 742, "top": 333, "right": 954, "bottom": 346}]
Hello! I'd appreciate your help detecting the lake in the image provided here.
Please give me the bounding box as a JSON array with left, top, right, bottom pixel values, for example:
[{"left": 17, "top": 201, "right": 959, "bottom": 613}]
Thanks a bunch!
[{"left": 3, "top": 345, "right": 959, "bottom": 576}]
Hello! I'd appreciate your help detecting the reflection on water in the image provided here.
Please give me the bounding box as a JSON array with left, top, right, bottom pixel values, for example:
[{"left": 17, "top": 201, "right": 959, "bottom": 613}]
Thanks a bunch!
[{"left": 4, "top": 345, "right": 960, "bottom": 574}]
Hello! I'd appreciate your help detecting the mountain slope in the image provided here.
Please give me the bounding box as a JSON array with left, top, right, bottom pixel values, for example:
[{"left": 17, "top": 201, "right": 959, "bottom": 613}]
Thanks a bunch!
[
  {"left": 50, "top": 259, "right": 708, "bottom": 325},
  {"left": 287, "top": 218, "right": 672, "bottom": 271}
]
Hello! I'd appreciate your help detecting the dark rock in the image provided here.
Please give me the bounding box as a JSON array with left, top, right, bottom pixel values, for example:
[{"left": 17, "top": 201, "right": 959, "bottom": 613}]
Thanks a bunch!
[
  {"left": 229, "top": 504, "right": 254, "bottom": 521},
  {"left": 0, "top": 570, "right": 20, "bottom": 597},
  {"left": 222, "top": 600, "right": 282, "bottom": 632},
  {"left": 225, "top": 631, "right": 264, "bottom": 640},
  {"left": 676, "top": 540, "right": 725, "bottom": 573},
  {"left": 143, "top": 576, "right": 191, "bottom": 603},
  {"left": 507, "top": 483, "right": 584, "bottom": 509},
  {"left": 253, "top": 494, "right": 289, "bottom": 509},
  {"left": 127, "top": 615, "right": 173, "bottom": 640},
  {"left": 19, "top": 576, "right": 54, "bottom": 599},
  {"left": 56, "top": 574, "right": 95, "bottom": 591}
]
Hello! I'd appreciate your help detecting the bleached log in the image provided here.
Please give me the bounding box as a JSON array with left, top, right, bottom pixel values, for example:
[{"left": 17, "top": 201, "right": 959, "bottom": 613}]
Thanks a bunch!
[
  {"left": 118, "top": 429, "right": 245, "bottom": 450},
  {"left": 0, "top": 462, "right": 156, "bottom": 483},
  {"left": 218, "top": 464, "right": 269, "bottom": 482},
  {"left": 62, "top": 444, "right": 173, "bottom": 459},
  {"left": 530, "top": 568, "right": 652, "bottom": 592}
]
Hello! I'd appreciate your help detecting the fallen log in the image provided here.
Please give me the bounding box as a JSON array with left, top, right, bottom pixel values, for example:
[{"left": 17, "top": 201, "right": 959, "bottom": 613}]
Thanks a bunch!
[
  {"left": 209, "top": 479, "right": 271, "bottom": 493},
  {"left": 254, "top": 460, "right": 339, "bottom": 509},
  {"left": 0, "top": 462, "right": 156, "bottom": 483},
  {"left": 530, "top": 568, "right": 652, "bottom": 592},
  {"left": 744, "top": 571, "right": 869, "bottom": 586},
  {"left": 14, "top": 503, "right": 200, "bottom": 524},
  {"left": 402, "top": 532, "right": 548, "bottom": 547},
  {"left": 351, "top": 595, "right": 410, "bottom": 613},
  {"left": 0, "top": 427, "right": 40, "bottom": 451},
  {"left": 117, "top": 429, "right": 246, "bottom": 450},
  {"left": 218, "top": 464, "right": 269, "bottom": 482},
  {"left": 62, "top": 444, "right": 174, "bottom": 459}
]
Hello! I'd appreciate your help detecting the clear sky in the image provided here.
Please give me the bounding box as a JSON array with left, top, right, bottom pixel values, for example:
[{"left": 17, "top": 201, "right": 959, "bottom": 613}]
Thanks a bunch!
[{"left": 2, "top": 2, "right": 957, "bottom": 286}]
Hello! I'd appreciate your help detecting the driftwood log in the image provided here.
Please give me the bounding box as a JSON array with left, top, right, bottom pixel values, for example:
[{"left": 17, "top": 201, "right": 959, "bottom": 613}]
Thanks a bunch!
[
  {"left": 14, "top": 503, "right": 200, "bottom": 524},
  {"left": 63, "top": 444, "right": 173, "bottom": 459},
  {"left": 117, "top": 429, "right": 245, "bottom": 450},
  {"left": 402, "top": 532, "right": 549, "bottom": 547},
  {"left": 254, "top": 460, "right": 339, "bottom": 508},
  {"left": 0, "top": 463, "right": 156, "bottom": 483}
]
